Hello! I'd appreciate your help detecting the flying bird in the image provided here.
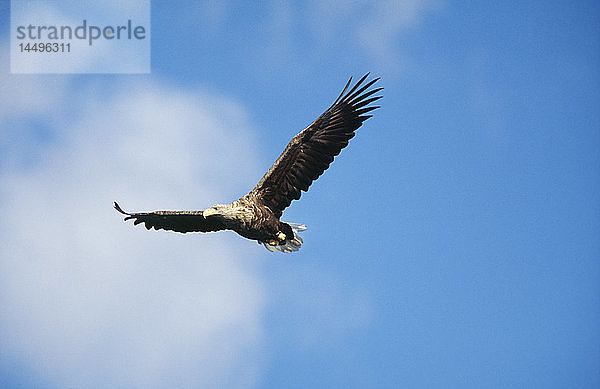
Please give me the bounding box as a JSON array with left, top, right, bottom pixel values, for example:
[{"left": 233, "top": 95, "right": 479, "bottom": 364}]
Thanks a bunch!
[{"left": 115, "top": 74, "right": 382, "bottom": 252}]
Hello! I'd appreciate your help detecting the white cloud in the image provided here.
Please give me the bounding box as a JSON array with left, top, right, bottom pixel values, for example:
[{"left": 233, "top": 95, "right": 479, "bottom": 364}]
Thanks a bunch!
[
  {"left": 0, "top": 72, "right": 265, "bottom": 388},
  {"left": 0, "top": 68, "right": 376, "bottom": 385}
]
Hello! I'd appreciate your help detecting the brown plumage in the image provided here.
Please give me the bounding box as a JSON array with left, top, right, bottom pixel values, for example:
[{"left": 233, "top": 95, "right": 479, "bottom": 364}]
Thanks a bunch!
[{"left": 115, "top": 74, "right": 382, "bottom": 252}]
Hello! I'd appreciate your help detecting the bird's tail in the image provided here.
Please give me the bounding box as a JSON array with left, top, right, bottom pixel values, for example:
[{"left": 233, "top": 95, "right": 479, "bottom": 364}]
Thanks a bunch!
[{"left": 262, "top": 223, "right": 307, "bottom": 253}]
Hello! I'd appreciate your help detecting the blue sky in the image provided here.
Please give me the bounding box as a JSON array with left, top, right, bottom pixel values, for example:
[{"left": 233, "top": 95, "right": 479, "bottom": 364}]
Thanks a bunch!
[{"left": 1, "top": 1, "right": 599, "bottom": 388}]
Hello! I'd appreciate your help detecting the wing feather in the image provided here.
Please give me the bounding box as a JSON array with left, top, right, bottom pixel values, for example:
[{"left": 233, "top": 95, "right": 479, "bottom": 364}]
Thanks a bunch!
[
  {"left": 114, "top": 202, "right": 225, "bottom": 233},
  {"left": 250, "top": 74, "right": 382, "bottom": 217}
]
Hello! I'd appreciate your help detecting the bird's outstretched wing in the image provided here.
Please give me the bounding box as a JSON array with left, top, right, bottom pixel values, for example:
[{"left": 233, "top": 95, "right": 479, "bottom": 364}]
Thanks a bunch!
[
  {"left": 114, "top": 202, "right": 226, "bottom": 233},
  {"left": 250, "top": 73, "right": 382, "bottom": 217}
]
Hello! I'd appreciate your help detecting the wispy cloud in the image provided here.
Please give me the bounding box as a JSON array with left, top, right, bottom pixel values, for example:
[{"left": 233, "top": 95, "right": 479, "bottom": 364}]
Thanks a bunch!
[
  {"left": 356, "top": 0, "right": 441, "bottom": 72},
  {"left": 184, "top": 1, "right": 440, "bottom": 76},
  {"left": 0, "top": 69, "right": 265, "bottom": 388},
  {"left": 307, "top": 0, "right": 441, "bottom": 73}
]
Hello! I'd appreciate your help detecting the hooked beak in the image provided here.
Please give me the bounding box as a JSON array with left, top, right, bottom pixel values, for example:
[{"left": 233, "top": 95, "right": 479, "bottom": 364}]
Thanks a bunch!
[{"left": 203, "top": 208, "right": 218, "bottom": 217}]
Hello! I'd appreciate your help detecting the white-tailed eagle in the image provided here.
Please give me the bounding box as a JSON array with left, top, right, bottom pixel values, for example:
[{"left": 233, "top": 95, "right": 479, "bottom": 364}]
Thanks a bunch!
[{"left": 115, "top": 74, "right": 382, "bottom": 252}]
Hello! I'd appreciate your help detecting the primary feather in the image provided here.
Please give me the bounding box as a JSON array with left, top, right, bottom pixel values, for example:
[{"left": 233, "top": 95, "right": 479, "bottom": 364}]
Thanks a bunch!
[{"left": 251, "top": 73, "right": 382, "bottom": 217}]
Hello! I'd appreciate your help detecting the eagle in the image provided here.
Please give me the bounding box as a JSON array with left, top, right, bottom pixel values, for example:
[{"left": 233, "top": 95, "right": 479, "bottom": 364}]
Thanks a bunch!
[{"left": 115, "top": 74, "right": 382, "bottom": 252}]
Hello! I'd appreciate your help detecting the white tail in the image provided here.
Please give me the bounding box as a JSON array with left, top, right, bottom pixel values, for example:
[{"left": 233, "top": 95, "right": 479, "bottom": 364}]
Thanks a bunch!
[{"left": 261, "top": 223, "right": 307, "bottom": 253}]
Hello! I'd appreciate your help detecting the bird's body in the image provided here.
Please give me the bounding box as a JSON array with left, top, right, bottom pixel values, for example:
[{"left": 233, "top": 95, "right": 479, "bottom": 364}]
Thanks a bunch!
[{"left": 115, "top": 74, "right": 382, "bottom": 252}]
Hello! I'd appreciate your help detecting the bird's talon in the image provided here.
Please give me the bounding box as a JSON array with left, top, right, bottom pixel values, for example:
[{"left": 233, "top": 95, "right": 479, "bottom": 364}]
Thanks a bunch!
[
  {"left": 268, "top": 240, "right": 279, "bottom": 246},
  {"left": 277, "top": 232, "right": 286, "bottom": 241}
]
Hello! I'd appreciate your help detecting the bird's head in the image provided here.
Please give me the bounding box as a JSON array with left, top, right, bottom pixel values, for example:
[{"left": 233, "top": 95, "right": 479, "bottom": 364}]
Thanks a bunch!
[{"left": 203, "top": 204, "right": 230, "bottom": 219}]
